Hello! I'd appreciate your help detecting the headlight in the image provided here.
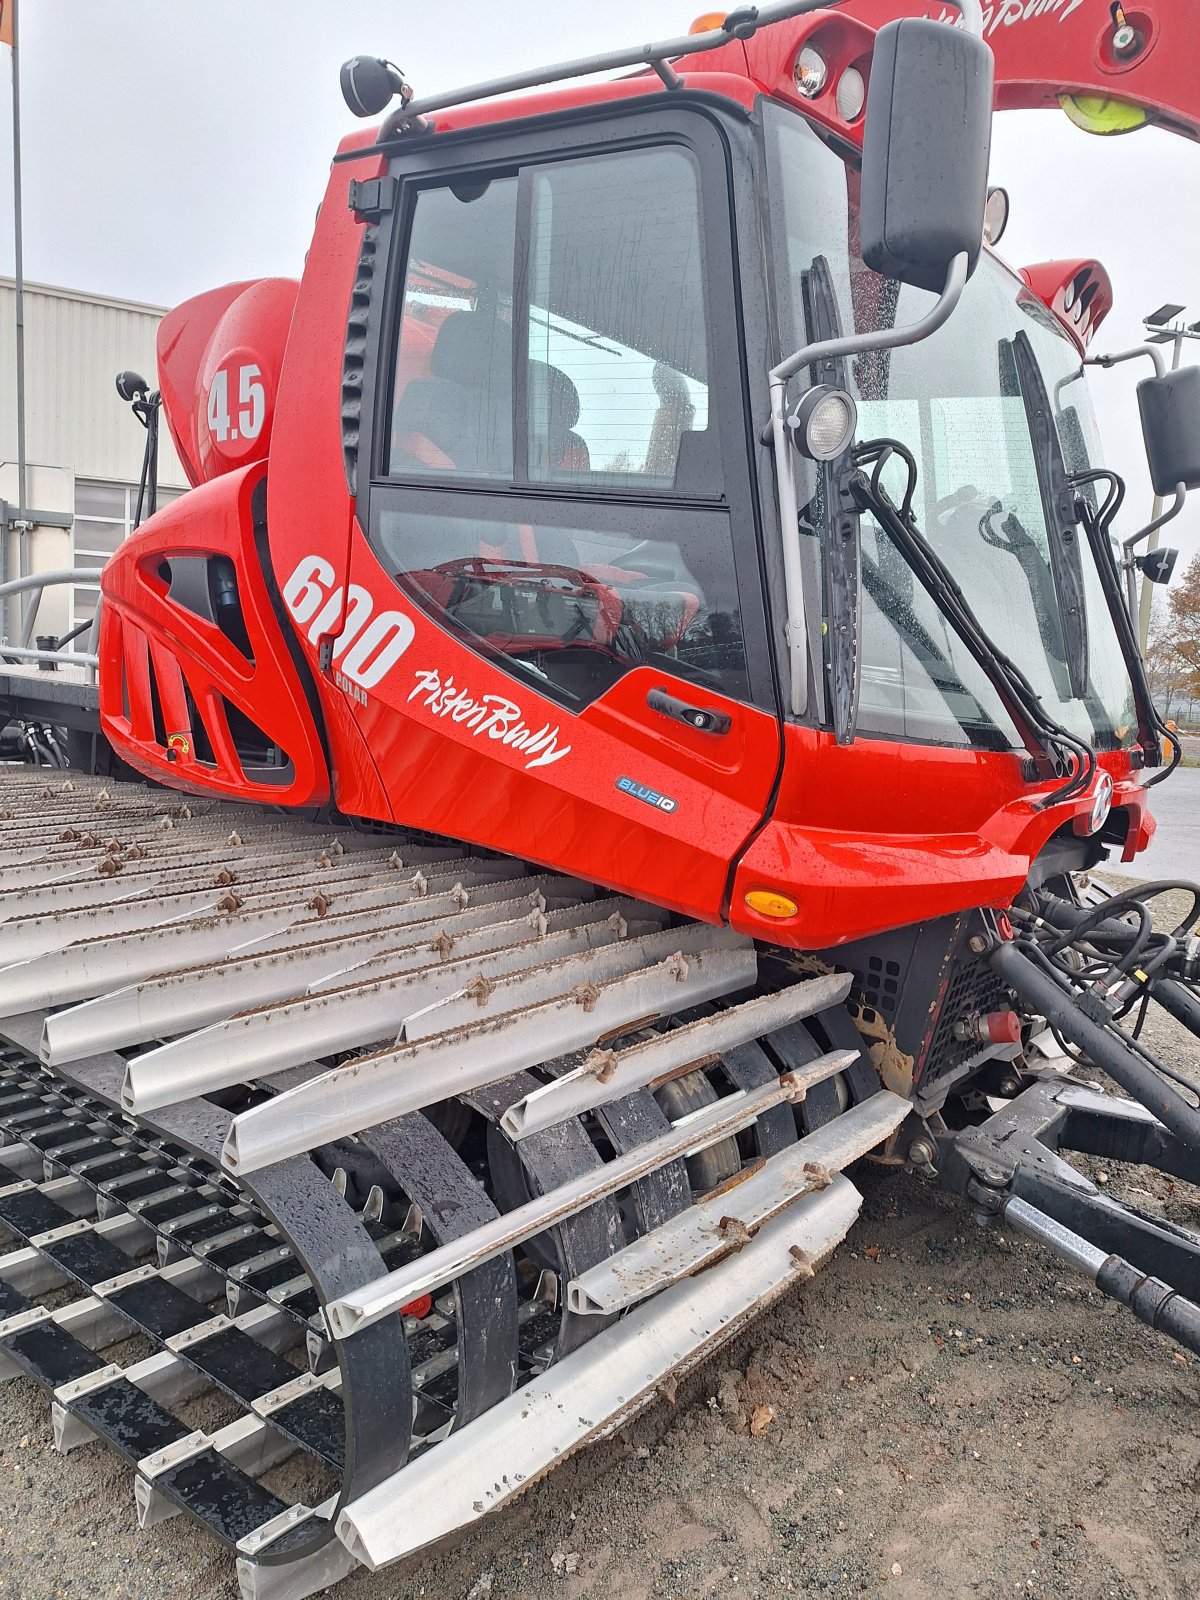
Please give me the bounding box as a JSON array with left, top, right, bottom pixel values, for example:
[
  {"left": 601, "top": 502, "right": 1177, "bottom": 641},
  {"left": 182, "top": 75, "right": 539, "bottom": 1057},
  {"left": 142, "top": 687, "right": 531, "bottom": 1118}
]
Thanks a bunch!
[
  {"left": 794, "top": 46, "right": 828, "bottom": 99},
  {"left": 787, "top": 386, "right": 857, "bottom": 462}
]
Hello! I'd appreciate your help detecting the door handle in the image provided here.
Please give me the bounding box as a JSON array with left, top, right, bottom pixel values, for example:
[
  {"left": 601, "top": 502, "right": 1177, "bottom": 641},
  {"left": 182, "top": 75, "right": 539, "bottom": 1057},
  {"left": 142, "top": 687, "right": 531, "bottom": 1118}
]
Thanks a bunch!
[{"left": 646, "top": 687, "right": 731, "bottom": 736}]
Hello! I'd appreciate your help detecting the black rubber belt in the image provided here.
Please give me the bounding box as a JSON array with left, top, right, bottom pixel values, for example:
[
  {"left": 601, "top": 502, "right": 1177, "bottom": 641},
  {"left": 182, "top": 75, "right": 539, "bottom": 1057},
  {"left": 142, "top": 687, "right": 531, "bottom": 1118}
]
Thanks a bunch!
[
  {"left": 759, "top": 1021, "right": 846, "bottom": 1135},
  {"left": 359, "top": 1112, "right": 518, "bottom": 1427},
  {"left": 0, "top": 1101, "right": 346, "bottom": 1474},
  {"left": 661, "top": 1001, "right": 802, "bottom": 1155},
  {"left": 469, "top": 1070, "right": 625, "bottom": 1359},
  {"left": 147, "top": 1095, "right": 413, "bottom": 1566},
  {"left": 11, "top": 1031, "right": 412, "bottom": 1573},
  {"left": 541, "top": 1047, "right": 691, "bottom": 1235}
]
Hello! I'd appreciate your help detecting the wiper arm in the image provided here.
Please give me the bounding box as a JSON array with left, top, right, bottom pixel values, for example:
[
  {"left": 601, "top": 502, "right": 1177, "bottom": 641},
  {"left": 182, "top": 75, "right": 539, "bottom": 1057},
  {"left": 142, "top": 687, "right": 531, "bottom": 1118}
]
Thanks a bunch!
[
  {"left": 1070, "top": 467, "right": 1180, "bottom": 788},
  {"left": 849, "top": 445, "right": 1096, "bottom": 808},
  {"left": 1011, "top": 331, "right": 1089, "bottom": 699}
]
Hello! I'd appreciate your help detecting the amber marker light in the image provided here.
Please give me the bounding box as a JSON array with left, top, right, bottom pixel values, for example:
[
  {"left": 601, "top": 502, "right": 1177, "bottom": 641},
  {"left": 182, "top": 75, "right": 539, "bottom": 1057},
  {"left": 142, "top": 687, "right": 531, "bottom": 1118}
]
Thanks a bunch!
[
  {"left": 689, "top": 12, "right": 727, "bottom": 33},
  {"left": 745, "top": 889, "right": 799, "bottom": 919}
]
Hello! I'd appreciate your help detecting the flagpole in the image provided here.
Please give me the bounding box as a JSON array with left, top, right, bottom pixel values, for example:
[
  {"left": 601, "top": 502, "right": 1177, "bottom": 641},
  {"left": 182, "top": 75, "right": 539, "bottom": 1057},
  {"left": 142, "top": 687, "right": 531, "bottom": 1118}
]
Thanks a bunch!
[{"left": 10, "top": 0, "right": 25, "bottom": 570}]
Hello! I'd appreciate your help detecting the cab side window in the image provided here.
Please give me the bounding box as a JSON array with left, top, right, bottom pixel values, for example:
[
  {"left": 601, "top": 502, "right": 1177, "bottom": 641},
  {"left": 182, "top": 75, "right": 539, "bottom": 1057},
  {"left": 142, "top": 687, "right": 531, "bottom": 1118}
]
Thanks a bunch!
[
  {"left": 525, "top": 149, "right": 711, "bottom": 490},
  {"left": 376, "top": 142, "right": 747, "bottom": 709},
  {"left": 389, "top": 178, "right": 517, "bottom": 479}
]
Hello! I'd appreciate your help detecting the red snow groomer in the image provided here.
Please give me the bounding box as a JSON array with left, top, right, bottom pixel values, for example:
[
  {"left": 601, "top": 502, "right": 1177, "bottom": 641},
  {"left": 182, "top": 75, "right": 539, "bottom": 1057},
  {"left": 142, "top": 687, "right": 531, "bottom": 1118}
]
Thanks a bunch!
[{"left": 2, "top": 2, "right": 1200, "bottom": 1593}]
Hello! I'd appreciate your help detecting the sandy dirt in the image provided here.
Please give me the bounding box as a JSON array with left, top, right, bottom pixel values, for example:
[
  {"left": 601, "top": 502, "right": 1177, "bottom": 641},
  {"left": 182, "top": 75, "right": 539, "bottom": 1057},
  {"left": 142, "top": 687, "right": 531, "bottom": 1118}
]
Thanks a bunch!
[{"left": 0, "top": 884, "right": 1197, "bottom": 1600}]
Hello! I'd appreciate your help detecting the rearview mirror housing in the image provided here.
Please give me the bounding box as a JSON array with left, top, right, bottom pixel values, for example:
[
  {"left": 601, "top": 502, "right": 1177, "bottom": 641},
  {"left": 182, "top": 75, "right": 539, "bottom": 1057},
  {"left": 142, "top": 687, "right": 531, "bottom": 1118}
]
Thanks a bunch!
[
  {"left": 860, "top": 19, "right": 994, "bottom": 294},
  {"left": 1137, "top": 366, "right": 1200, "bottom": 495}
]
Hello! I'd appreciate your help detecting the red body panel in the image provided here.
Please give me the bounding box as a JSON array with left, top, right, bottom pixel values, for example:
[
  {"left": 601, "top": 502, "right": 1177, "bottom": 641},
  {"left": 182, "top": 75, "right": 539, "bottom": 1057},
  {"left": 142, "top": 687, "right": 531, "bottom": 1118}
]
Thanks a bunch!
[
  {"left": 730, "top": 730, "right": 1150, "bottom": 946},
  {"left": 96, "top": 4, "right": 1198, "bottom": 947},
  {"left": 1019, "top": 259, "right": 1113, "bottom": 354},
  {"left": 266, "top": 139, "right": 395, "bottom": 823},
  {"left": 99, "top": 465, "right": 330, "bottom": 807},
  {"left": 844, "top": 0, "right": 1200, "bottom": 139},
  {"left": 312, "top": 539, "right": 781, "bottom": 928},
  {"left": 158, "top": 279, "right": 297, "bottom": 487}
]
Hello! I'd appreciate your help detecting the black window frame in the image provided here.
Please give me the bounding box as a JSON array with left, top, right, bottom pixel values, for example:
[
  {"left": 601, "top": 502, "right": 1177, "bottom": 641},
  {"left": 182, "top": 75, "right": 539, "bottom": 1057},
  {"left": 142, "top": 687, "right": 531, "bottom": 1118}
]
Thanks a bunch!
[{"left": 352, "top": 97, "right": 780, "bottom": 716}]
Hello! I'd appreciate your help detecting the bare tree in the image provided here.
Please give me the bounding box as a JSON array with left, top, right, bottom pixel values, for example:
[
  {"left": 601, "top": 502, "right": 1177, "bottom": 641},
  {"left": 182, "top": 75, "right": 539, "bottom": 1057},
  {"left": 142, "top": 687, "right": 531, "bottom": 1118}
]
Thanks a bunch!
[{"left": 1157, "top": 557, "right": 1200, "bottom": 725}]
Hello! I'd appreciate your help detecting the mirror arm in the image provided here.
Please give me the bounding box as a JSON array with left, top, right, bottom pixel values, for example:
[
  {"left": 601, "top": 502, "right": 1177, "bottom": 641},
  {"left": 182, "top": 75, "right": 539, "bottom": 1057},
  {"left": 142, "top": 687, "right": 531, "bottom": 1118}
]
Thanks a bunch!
[
  {"left": 765, "top": 251, "right": 969, "bottom": 716},
  {"left": 1122, "top": 482, "right": 1186, "bottom": 616},
  {"left": 1088, "top": 344, "right": 1167, "bottom": 380}
]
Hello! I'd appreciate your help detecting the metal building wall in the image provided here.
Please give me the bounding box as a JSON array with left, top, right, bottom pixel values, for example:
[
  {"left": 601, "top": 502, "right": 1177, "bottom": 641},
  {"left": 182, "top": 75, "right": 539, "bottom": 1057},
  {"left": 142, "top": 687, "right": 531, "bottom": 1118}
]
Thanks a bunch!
[{"left": 0, "top": 276, "right": 187, "bottom": 488}]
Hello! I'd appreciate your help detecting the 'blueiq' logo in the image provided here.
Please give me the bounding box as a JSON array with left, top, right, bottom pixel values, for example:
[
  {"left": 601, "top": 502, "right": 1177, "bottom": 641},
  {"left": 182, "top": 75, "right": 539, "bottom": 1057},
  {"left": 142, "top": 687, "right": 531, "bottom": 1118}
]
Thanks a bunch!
[{"left": 617, "top": 776, "right": 678, "bottom": 815}]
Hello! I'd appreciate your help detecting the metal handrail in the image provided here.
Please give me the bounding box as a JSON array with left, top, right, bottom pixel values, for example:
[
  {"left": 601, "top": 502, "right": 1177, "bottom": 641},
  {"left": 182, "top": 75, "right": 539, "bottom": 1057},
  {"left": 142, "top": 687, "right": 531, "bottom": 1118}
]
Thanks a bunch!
[
  {"left": 0, "top": 644, "right": 101, "bottom": 669},
  {"left": 388, "top": 1, "right": 985, "bottom": 128},
  {"left": 0, "top": 569, "right": 103, "bottom": 682}
]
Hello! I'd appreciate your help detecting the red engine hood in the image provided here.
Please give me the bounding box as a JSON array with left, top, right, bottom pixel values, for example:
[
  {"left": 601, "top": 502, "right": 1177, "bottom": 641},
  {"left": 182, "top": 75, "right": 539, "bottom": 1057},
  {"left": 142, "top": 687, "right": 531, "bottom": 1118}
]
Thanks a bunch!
[{"left": 157, "top": 278, "right": 299, "bottom": 486}]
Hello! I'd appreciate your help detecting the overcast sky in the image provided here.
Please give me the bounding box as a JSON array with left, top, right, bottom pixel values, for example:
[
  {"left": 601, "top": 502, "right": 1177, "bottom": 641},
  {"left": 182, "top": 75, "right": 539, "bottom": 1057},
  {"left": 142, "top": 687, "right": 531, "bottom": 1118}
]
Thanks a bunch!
[{"left": 2, "top": 0, "right": 1199, "bottom": 575}]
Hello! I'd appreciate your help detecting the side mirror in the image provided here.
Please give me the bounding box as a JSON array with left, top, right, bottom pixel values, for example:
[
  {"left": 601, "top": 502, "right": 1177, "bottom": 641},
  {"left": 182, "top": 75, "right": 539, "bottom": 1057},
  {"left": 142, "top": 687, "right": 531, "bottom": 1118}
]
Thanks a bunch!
[
  {"left": 1137, "top": 366, "right": 1200, "bottom": 495},
  {"left": 860, "top": 20, "right": 994, "bottom": 294}
]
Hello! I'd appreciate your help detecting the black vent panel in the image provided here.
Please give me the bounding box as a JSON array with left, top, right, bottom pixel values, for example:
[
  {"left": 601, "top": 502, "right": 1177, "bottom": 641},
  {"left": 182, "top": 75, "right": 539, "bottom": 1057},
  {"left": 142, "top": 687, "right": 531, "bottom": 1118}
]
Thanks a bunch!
[
  {"left": 342, "top": 222, "right": 379, "bottom": 496},
  {"left": 919, "top": 953, "right": 1013, "bottom": 1088}
]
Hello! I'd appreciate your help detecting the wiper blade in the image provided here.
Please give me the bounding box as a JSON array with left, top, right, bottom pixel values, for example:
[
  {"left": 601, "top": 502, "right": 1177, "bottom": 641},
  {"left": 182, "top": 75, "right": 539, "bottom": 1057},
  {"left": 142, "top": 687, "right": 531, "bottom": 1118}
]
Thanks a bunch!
[
  {"left": 1011, "top": 331, "right": 1089, "bottom": 699},
  {"left": 849, "top": 448, "right": 1095, "bottom": 808},
  {"left": 1070, "top": 467, "right": 1178, "bottom": 787}
]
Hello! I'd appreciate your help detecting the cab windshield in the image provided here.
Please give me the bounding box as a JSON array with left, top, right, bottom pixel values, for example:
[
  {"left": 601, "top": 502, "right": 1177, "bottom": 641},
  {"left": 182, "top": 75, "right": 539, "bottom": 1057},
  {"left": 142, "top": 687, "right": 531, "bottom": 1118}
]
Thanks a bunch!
[{"left": 765, "top": 106, "right": 1137, "bottom": 752}]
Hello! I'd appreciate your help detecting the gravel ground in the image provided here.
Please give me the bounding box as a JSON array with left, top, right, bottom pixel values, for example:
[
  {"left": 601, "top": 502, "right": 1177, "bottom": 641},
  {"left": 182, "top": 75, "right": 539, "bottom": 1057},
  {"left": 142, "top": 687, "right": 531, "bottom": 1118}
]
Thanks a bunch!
[{"left": 0, "top": 880, "right": 1197, "bottom": 1600}]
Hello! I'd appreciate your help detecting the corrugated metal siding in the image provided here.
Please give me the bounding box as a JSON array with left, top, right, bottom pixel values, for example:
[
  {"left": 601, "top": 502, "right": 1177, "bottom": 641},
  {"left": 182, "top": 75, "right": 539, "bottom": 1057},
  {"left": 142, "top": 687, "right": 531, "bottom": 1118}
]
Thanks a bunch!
[{"left": 0, "top": 278, "right": 187, "bottom": 488}]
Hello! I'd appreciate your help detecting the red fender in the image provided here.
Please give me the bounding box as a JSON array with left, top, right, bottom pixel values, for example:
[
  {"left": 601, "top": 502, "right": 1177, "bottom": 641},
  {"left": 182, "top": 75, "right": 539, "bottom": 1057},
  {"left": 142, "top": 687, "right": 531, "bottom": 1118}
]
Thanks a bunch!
[{"left": 99, "top": 464, "right": 330, "bottom": 806}]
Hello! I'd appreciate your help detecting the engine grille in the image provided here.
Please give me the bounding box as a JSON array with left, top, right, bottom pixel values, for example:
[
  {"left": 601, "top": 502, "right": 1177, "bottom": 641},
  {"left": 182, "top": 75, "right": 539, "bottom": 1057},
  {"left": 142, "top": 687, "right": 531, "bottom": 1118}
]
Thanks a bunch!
[{"left": 919, "top": 952, "right": 1013, "bottom": 1088}]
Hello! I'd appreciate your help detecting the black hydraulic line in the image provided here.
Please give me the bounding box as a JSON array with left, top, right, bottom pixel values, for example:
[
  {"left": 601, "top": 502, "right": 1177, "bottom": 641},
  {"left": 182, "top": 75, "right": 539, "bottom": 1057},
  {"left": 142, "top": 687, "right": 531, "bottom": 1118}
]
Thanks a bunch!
[
  {"left": 1072, "top": 472, "right": 1165, "bottom": 768},
  {"left": 988, "top": 939, "right": 1200, "bottom": 1151},
  {"left": 1041, "top": 896, "right": 1153, "bottom": 970},
  {"left": 1039, "top": 881, "right": 1200, "bottom": 945},
  {"left": 1015, "top": 935, "right": 1200, "bottom": 1099},
  {"left": 1151, "top": 977, "right": 1200, "bottom": 1037},
  {"left": 1074, "top": 467, "right": 1181, "bottom": 788},
  {"left": 52, "top": 618, "right": 93, "bottom": 651}
]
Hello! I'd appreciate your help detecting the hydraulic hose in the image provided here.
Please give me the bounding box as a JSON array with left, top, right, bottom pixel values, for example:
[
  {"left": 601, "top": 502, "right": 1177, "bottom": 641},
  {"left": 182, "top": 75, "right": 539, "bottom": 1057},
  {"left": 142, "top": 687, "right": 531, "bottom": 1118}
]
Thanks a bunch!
[
  {"left": 1150, "top": 978, "right": 1200, "bottom": 1036},
  {"left": 988, "top": 939, "right": 1200, "bottom": 1152}
]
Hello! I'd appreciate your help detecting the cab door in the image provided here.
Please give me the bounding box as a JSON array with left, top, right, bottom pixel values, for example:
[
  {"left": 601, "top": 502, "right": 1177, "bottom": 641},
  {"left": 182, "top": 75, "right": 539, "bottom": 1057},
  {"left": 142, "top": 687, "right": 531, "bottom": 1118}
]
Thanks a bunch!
[{"left": 335, "top": 106, "right": 782, "bottom": 924}]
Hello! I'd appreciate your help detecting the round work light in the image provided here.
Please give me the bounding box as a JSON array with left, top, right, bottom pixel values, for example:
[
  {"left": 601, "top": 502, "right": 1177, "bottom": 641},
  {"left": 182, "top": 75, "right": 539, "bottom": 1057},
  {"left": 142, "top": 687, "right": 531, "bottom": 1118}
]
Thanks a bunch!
[
  {"left": 794, "top": 46, "right": 828, "bottom": 99},
  {"left": 787, "top": 385, "right": 858, "bottom": 462},
  {"left": 835, "top": 66, "right": 866, "bottom": 122}
]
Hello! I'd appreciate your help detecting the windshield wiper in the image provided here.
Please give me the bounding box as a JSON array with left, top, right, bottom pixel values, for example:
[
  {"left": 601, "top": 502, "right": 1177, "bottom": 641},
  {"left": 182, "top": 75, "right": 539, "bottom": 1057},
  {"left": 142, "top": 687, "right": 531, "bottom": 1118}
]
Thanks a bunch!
[
  {"left": 1011, "top": 331, "right": 1089, "bottom": 699},
  {"left": 850, "top": 441, "right": 1096, "bottom": 808},
  {"left": 1070, "top": 466, "right": 1181, "bottom": 788}
]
